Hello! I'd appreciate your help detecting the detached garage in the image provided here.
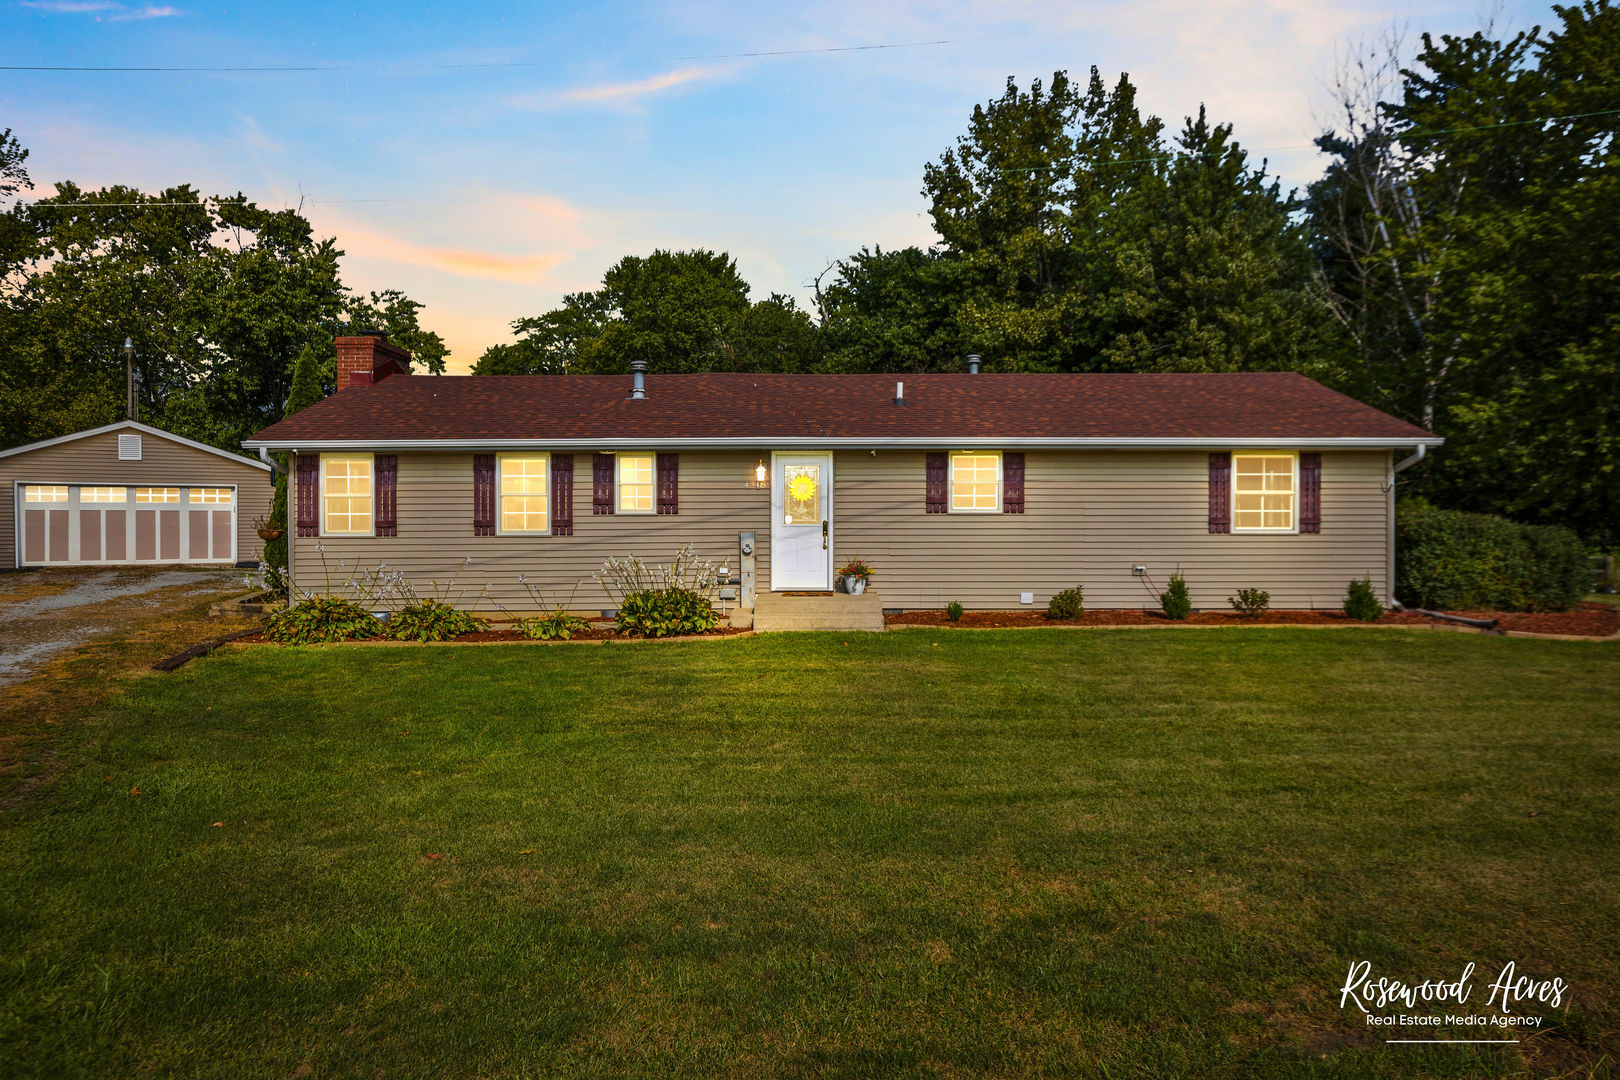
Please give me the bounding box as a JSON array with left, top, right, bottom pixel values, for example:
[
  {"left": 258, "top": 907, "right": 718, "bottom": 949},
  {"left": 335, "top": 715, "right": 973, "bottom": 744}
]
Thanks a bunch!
[{"left": 0, "top": 421, "right": 274, "bottom": 570}]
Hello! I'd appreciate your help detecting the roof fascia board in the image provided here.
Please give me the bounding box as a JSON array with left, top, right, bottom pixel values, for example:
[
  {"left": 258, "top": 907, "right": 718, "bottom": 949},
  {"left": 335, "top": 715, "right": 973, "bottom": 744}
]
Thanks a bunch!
[
  {"left": 244, "top": 435, "right": 1443, "bottom": 452},
  {"left": 2, "top": 419, "right": 273, "bottom": 471}
]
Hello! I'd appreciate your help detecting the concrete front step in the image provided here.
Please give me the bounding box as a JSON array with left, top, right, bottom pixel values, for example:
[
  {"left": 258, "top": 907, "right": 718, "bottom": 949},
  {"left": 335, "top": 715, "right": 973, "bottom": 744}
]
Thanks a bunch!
[{"left": 753, "top": 588, "right": 886, "bottom": 633}]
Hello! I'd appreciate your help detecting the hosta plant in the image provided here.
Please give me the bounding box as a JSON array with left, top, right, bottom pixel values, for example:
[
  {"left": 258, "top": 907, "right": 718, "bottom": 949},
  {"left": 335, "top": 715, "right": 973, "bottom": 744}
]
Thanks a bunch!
[
  {"left": 264, "top": 596, "right": 383, "bottom": 646},
  {"left": 385, "top": 599, "right": 488, "bottom": 642}
]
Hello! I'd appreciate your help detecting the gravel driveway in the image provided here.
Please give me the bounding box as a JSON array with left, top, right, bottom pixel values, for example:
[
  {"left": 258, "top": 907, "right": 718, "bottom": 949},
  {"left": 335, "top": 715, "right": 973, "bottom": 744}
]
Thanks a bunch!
[{"left": 0, "top": 568, "right": 249, "bottom": 687}]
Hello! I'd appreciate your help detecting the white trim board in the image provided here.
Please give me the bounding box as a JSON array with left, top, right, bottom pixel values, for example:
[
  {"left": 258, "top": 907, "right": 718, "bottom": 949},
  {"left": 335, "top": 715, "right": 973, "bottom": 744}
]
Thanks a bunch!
[{"left": 2, "top": 420, "right": 272, "bottom": 471}]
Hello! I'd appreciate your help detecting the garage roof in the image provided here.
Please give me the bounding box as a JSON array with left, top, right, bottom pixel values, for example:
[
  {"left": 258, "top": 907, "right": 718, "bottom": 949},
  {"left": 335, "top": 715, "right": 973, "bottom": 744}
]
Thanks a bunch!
[{"left": 0, "top": 421, "right": 273, "bottom": 469}]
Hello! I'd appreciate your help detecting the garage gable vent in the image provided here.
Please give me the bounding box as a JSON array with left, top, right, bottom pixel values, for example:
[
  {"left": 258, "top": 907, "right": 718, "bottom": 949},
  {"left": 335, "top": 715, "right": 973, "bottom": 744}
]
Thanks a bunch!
[{"left": 118, "top": 434, "right": 142, "bottom": 461}]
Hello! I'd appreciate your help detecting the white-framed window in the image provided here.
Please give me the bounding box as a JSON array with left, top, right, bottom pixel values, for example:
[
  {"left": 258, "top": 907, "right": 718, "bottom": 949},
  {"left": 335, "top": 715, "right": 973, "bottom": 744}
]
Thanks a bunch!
[
  {"left": 617, "top": 454, "right": 654, "bottom": 514},
  {"left": 23, "top": 485, "right": 68, "bottom": 503},
  {"left": 81, "top": 487, "right": 127, "bottom": 503},
  {"left": 1232, "top": 452, "right": 1298, "bottom": 532},
  {"left": 949, "top": 452, "right": 1002, "bottom": 513},
  {"left": 498, "top": 453, "right": 549, "bottom": 534},
  {"left": 134, "top": 487, "right": 179, "bottom": 504},
  {"left": 190, "top": 487, "right": 233, "bottom": 504},
  {"left": 321, "top": 455, "right": 374, "bottom": 536}
]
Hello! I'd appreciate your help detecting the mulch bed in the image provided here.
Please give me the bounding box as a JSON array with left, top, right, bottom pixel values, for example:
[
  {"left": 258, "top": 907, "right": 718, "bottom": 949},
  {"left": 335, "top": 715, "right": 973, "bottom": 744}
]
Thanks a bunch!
[
  {"left": 232, "top": 621, "right": 750, "bottom": 646},
  {"left": 885, "top": 602, "right": 1620, "bottom": 637}
]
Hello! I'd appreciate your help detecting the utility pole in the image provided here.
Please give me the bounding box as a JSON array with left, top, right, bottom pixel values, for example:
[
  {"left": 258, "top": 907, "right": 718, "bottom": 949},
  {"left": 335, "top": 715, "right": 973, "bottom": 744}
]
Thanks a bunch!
[{"left": 124, "top": 338, "right": 137, "bottom": 421}]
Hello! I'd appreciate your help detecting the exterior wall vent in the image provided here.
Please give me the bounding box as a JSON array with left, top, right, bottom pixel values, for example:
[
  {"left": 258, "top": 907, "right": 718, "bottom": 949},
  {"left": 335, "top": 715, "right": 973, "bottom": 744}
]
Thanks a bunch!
[{"left": 118, "top": 433, "right": 142, "bottom": 461}]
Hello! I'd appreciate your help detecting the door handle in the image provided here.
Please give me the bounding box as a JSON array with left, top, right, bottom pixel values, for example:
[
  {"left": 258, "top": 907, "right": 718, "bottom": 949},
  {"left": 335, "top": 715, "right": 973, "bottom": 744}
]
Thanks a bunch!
[{"left": 822, "top": 520, "right": 828, "bottom": 549}]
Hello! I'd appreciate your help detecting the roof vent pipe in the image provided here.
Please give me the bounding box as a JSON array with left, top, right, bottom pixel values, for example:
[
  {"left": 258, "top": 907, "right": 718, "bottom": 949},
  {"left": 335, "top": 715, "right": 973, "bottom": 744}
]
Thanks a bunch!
[
  {"left": 893, "top": 380, "right": 905, "bottom": 406},
  {"left": 967, "top": 354, "right": 981, "bottom": 374},
  {"left": 630, "top": 359, "right": 647, "bottom": 400}
]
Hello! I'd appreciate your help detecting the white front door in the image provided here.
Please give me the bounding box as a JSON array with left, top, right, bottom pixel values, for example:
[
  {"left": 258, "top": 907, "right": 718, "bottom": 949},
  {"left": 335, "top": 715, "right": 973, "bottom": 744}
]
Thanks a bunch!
[{"left": 770, "top": 453, "right": 833, "bottom": 590}]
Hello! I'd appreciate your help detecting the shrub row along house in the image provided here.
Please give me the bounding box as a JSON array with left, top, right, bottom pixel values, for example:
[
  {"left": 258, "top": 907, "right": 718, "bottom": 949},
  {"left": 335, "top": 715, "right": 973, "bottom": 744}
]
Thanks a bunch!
[{"left": 236, "top": 333, "right": 1441, "bottom": 612}]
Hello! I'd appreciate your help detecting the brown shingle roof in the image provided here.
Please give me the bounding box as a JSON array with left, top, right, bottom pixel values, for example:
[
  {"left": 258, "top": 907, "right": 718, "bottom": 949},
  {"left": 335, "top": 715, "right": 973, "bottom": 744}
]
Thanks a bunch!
[{"left": 244, "top": 372, "right": 1437, "bottom": 446}]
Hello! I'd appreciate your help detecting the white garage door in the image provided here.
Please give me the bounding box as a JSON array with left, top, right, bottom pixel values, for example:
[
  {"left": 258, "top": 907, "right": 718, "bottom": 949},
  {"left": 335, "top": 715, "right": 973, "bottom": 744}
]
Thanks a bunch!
[{"left": 17, "top": 484, "right": 237, "bottom": 566}]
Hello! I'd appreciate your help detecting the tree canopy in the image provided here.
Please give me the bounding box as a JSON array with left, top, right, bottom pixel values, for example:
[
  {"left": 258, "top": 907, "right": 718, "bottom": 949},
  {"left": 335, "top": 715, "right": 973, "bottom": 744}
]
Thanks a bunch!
[{"left": 0, "top": 181, "right": 446, "bottom": 453}]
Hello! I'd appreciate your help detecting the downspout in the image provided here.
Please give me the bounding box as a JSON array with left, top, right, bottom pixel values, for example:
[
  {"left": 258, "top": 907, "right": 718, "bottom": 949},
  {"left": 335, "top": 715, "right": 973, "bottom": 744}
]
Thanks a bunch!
[{"left": 1387, "top": 444, "right": 1431, "bottom": 611}]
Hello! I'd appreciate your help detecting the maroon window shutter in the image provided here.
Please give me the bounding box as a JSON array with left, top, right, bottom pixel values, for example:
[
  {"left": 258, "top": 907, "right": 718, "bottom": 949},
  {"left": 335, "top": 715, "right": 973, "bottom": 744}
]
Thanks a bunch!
[
  {"left": 1300, "top": 452, "right": 1322, "bottom": 534},
  {"left": 656, "top": 453, "right": 679, "bottom": 515},
  {"left": 295, "top": 454, "right": 320, "bottom": 537},
  {"left": 1003, "top": 452, "right": 1025, "bottom": 514},
  {"left": 375, "top": 455, "right": 398, "bottom": 537},
  {"left": 473, "top": 454, "right": 496, "bottom": 536},
  {"left": 552, "top": 454, "right": 574, "bottom": 536},
  {"left": 1208, "top": 452, "right": 1231, "bottom": 534},
  {"left": 925, "top": 452, "right": 947, "bottom": 513},
  {"left": 592, "top": 452, "right": 615, "bottom": 515}
]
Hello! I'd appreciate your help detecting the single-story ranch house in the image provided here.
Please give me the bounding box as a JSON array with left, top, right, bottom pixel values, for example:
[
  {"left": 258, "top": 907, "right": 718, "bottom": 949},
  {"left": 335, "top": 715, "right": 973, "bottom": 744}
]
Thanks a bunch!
[{"left": 241, "top": 333, "right": 1442, "bottom": 612}]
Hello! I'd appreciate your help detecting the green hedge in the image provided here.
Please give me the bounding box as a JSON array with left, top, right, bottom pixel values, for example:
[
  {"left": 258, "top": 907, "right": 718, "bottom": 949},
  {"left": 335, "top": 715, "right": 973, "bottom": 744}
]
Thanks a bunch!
[{"left": 1396, "top": 499, "right": 1590, "bottom": 612}]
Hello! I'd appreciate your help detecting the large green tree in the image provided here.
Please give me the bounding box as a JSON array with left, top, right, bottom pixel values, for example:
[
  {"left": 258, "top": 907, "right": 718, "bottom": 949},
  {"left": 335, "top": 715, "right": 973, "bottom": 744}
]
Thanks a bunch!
[
  {"left": 1310, "top": 1, "right": 1620, "bottom": 543},
  {"left": 0, "top": 170, "right": 447, "bottom": 453},
  {"left": 823, "top": 69, "right": 1325, "bottom": 374},
  {"left": 475, "top": 250, "right": 821, "bottom": 375}
]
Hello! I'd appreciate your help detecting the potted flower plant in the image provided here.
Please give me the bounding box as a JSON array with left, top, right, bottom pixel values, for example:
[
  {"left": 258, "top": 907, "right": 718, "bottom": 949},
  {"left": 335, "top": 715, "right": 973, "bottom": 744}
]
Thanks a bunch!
[
  {"left": 253, "top": 513, "right": 285, "bottom": 542},
  {"left": 837, "top": 557, "right": 874, "bottom": 595}
]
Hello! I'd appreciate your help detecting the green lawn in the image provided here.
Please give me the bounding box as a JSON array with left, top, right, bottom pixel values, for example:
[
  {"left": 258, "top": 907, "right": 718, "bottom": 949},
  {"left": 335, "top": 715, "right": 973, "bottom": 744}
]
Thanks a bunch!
[{"left": 2, "top": 630, "right": 1617, "bottom": 1078}]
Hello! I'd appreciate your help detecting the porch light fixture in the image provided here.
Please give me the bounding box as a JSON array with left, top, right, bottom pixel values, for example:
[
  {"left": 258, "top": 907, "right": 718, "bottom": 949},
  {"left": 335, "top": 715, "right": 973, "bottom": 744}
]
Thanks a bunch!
[
  {"left": 746, "top": 459, "right": 769, "bottom": 489},
  {"left": 755, "top": 460, "right": 767, "bottom": 484}
]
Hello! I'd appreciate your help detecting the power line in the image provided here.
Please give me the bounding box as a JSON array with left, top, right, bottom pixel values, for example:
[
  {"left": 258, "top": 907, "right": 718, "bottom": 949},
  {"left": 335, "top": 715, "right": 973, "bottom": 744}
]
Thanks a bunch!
[
  {"left": 0, "top": 39, "right": 957, "bottom": 73},
  {"left": 674, "top": 40, "right": 954, "bottom": 60},
  {"left": 16, "top": 198, "right": 413, "bottom": 209}
]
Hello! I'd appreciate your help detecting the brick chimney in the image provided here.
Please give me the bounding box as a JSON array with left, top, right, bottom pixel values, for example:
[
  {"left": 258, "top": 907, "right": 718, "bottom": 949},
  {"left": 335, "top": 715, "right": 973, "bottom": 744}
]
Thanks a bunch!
[{"left": 335, "top": 330, "right": 412, "bottom": 391}]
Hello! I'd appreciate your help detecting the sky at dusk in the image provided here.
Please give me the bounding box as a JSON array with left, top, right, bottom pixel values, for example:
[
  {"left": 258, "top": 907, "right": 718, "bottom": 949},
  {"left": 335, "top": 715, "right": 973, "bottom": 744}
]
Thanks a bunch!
[{"left": 2, "top": 0, "right": 1557, "bottom": 371}]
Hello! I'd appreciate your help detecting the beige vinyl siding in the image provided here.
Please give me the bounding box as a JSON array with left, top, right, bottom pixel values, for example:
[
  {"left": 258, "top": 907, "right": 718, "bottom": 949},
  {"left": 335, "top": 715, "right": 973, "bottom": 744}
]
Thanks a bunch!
[
  {"left": 292, "top": 451, "right": 772, "bottom": 611},
  {"left": 832, "top": 449, "right": 1392, "bottom": 610},
  {"left": 288, "top": 447, "right": 1392, "bottom": 612},
  {"left": 1, "top": 429, "right": 274, "bottom": 569}
]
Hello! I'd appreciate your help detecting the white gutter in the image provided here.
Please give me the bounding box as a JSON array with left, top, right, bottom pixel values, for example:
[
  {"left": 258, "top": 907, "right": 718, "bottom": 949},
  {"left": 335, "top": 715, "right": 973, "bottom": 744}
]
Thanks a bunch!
[
  {"left": 258, "top": 447, "right": 287, "bottom": 474},
  {"left": 243, "top": 435, "right": 1444, "bottom": 452},
  {"left": 1392, "top": 443, "right": 1428, "bottom": 474}
]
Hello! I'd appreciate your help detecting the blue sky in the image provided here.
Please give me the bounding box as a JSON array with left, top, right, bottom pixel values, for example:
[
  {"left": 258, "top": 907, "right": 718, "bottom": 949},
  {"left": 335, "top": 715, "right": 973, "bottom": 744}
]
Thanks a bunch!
[{"left": 2, "top": 0, "right": 1555, "bottom": 370}]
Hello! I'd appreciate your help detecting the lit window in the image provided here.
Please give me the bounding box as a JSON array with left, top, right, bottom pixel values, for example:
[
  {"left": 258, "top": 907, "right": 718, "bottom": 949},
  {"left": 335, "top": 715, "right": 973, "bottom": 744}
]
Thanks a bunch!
[
  {"left": 190, "top": 487, "right": 232, "bottom": 504},
  {"left": 618, "top": 454, "right": 654, "bottom": 513},
  {"left": 321, "top": 455, "right": 373, "bottom": 535},
  {"left": 949, "top": 452, "right": 1001, "bottom": 512},
  {"left": 499, "top": 454, "right": 549, "bottom": 534},
  {"left": 81, "top": 487, "right": 127, "bottom": 503},
  {"left": 134, "top": 487, "right": 179, "bottom": 504},
  {"left": 24, "top": 485, "right": 67, "bottom": 503},
  {"left": 1233, "top": 453, "right": 1297, "bottom": 532}
]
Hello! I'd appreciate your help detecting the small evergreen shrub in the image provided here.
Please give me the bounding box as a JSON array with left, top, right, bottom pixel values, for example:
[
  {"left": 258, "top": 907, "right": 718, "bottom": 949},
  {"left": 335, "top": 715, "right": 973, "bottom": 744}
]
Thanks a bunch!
[
  {"left": 1396, "top": 499, "right": 1589, "bottom": 611},
  {"left": 1343, "top": 577, "right": 1384, "bottom": 622},
  {"left": 1159, "top": 571, "right": 1192, "bottom": 620},
  {"left": 514, "top": 611, "right": 592, "bottom": 640},
  {"left": 945, "top": 600, "right": 965, "bottom": 622},
  {"left": 615, "top": 587, "right": 721, "bottom": 638},
  {"left": 385, "top": 599, "right": 488, "bottom": 642},
  {"left": 1047, "top": 586, "right": 1085, "bottom": 620},
  {"left": 264, "top": 596, "right": 383, "bottom": 645},
  {"left": 1228, "top": 588, "right": 1270, "bottom": 617}
]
